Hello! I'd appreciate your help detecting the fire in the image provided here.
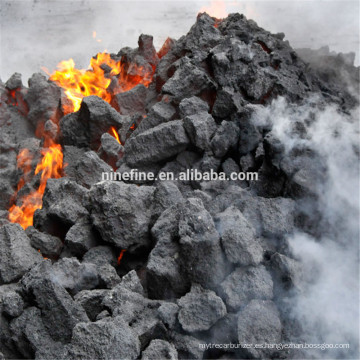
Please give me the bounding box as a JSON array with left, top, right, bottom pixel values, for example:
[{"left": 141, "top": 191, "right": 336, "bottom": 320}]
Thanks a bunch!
[
  {"left": 117, "top": 249, "right": 126, "bottom": 265},
  {"left": 199, "top": 0, "right": 228, "bottom": 19},
  {"left": 45, "top": 52, "right": 154, "bottom": 114},
  {"left": 8, "top": 140, "right": 64, "bottom": 229},
  {"left": 9, "top": 46, "right": 156, "bottom": 229},
  {"left": 44, "top": 54, "right": 117, "bottom": 113},
  {"left": 109, "top": 126, "right": 121, "bottom": 144}
]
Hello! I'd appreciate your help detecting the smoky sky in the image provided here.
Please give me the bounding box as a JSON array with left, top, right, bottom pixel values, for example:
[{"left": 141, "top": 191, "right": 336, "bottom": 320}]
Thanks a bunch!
[{"left": 0, "top": 0, "right": 359, "bottom": 83}]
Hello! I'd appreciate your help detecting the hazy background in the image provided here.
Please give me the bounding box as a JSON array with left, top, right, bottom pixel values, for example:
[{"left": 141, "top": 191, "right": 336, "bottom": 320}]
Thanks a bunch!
[{"left": 0, "top": 0, "right": 359, "bottom": 83}]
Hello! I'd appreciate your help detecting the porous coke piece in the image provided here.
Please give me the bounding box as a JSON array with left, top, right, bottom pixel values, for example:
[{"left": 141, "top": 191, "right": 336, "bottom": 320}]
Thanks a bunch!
[
  {"left": 124, "top": 120, "right": 189, "bottom": 167},
  {"left": 0, "top": 224, "right": 42, "bottom": 284},
  {"left": 178, "top": 284, "right": 226, "bottom": 332},
  {"left": 220, "top": 266, "right": 273, "bottom": 311}
]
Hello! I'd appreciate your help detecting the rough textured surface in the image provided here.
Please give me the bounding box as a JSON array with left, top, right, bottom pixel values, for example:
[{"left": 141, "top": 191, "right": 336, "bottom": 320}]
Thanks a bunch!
[
  {"left": 142, "top": 339, "right": 178, "bottom": 360},
  {"left": 178, "top": 284, "right": 226, "bottom": 332},
  {"left": 0, "top": 224, "right": 42, "bottom": 284},
  {"left": 214, "top": 206, "right": 263, "bottom": 265},
  {"left": 237, "top": 300, "right": 282, "bottom": 358},
  {"left": 90, "top": 181, "right": 155, "bottom": 251},
  {"left": 220, "top": 266, "right": 274, "bottom": 311},
  {"left": 124, "top": 120, "right": 189, "bottom": 167},
  {"left": 64, "top": 317, "right": 140, "bottom": 360}
]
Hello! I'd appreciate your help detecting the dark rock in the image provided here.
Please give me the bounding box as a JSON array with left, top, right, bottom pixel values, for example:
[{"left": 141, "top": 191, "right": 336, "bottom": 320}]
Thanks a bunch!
[
  {"left": 90, "top": 181, "right": 155, "bottom": 251},
  {"left": 208, "top": 313, "right": 238, "bottom": 345},
  {"left": 142, "top": 339, "right": 178, "bottom": 360},
  {"left": 9, "top": 306, "right": 63, "bottom": 359},
  {"left": 221, "top": 158, "right": 247, "bottom": 188},
  {"left": 263, "top": 131, "right": 286, "bottom": 168},
  {"left": 240, "top": 153, "right": 255, "bottom": 172},
  {"left": 0, "top": 224, "right": 42, "bottom": 284},
  {"left": 60, "top": 95, "right": 124, "bottom": 149},
  {"left": 179, "top": 96, "right": 209, "bottom": 118},
  {"left": 25, "top": 73, "right": 61, "bottom": 128},
  {"left": 121, "top": 270, "right": 144, "bottom": 295},
  {"left": 212, "top": 87, "right": 242, "bottom": 119},
  {"left": 135, "top": 100, "right": 176, "bottom": 134},
  {"left": 96, "top": 310, "right": 110, "bottom": 321},
  {"left": 112, "top": 84, "right": 147, "bottom": 115},
  {"left": 153, "top": 181, "right": 184, "bottom": 218},
  {"left": 269, "top": 252, "right": 303, "bottom": 291},
  {"left": 255, "top": 197, "right": 295, "bottom": 238},
  {"left": 26, "top": 226, "right": 63, "bottom": 258},
  {"left": 5, "top": 73, "right": 22, "bottom": 90},
  {"left": 34, "top": 178, "right": 90, "bottom": 235},
  {"left": 63, "top": 145, "right": 86, "bottom": 180},
  {"left": 184, "top": 112, "right": 217, "bottom": 151},
  {"left": 60, "top": 112, "right": 89, "bottom": 148},
  {"left": 162, "top": 58, "right": 216, "bottom": 102},
  {"left": 158, "top": 302, "right": 179, "bottom": 329},
  {"left": 255, "top": 142, "right": 265, "bottom": 163},
  {"left": 220, "top": 266, "right": 273, "bottom": 311},
  {"left": 147, "top": 203, "right": 190, "bottom": 299},
  {"left": 64, "top": 316, "right": 140, "bottom": 360},
  {"left": 192, "top": 152, "right": 222, "bottom": 185},
  {"left": 214, "top": 206, "right": 263, "bottom": 265},
  {"left": 178, "top": 198, "right": 228, "bottom": 289},
  {"left": 249, "top": 160, "right": 286, "bottom": 197},
  {"left": 237, "top": 112, "right": 262, "bottom": 155},
  {"left": 124, "top": 120, "right": 189, "bottom": 167},
  {"left": 2, "top": 291, "right": 24, "bottom": 318},
  {"left": 82, "top": 246, "right": 118, "bottom": 267},
  {"left": 97, "top": 263, "right": 121, "bottom": 289},
  {"left": 51, "top": 257, "right": 99, "bottom": 296},
  {"left": 74, "top": 289, "right": 110, "bottom": 321},
  {"left": 44, "top": 119, "right": 59, "bottom": 140},
  {"left": 178, "top": 284, "right": 226, "bottom": 332},
  {"left": 21, "top": 261, "right": 89, "bottom": 342},
  {"left": 169, "top": 332, "right": 204, "bottom": 360},
  {"left": 98, "top": 133, "right": 124, "bottom": 169},
  {"left": 237, "top": 300, "right": 282, "bottom": 358},
  {"left": 73, "top": 150, "right": 113, "bottom": 188},
  {"left": 147, "top": 236, "right": 188, "bottom": 300},
  {"left": 210, "top": 121, "right": 239, "bottom": 158},
  {"left": 102, "top": 286, "right": 165, "bottom": 349},
  {"left": 65, "top": 219, "right": 98, "bottom": 257},
  {"left": 184, "top": 13, "right": 224, "bottom": 54},
  {"left": 0, "top": 312, "right": 19, "bottom": 359},
  {"left": 116, "top": 162, "right": 161, "bottom": 185},
  {"left": 138, "top": 34, "right": 159, "bottom": 66},
  {"left": 209, "top": 188, "right": 295, "bottom": 238}
]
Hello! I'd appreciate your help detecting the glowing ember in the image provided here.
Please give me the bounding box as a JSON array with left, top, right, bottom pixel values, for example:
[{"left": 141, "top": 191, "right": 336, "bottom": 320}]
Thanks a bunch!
[
  {"left": 199, "top": 0, "right": 228, "bottom": 19},
  {"left": 117, "top": 249, "right": 126, "bottom": 265},
  {"left": 8, "top": 140, "right": 64, "bottom": 229},
  {"left": 109, "top": 126, "right": 121, "bottom": 144}
]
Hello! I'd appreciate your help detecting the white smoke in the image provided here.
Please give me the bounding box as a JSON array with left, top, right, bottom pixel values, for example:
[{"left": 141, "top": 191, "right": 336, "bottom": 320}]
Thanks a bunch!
[{"left": 253, "top": 96, "right": 359, "bottom": 358}]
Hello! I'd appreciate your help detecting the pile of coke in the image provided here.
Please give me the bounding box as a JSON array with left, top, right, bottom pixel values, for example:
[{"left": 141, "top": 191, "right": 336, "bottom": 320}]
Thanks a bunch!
[{"left": 0, "top": 13, "right": 358, "bottom": 360}]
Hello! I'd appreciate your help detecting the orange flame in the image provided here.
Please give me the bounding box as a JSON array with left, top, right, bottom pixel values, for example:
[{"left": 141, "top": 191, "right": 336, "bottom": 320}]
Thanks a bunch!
[
  {"left": 117, "top": 249, "right": 126, "bottom": 265},
  {"left": 10, "top": 47, "right": 156, "bottom": 229},
  {"left": 199, "top": 0, "right": 228, "bottom": 19},
  {"left": 45, "top": 52, "right": 154, "bottom": 114},
  {"left": 109, "top": 126, "right": 121, "bottom": 144},
  {"left": 8, "top": 140, "right": 64, "bottom": 229}
]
